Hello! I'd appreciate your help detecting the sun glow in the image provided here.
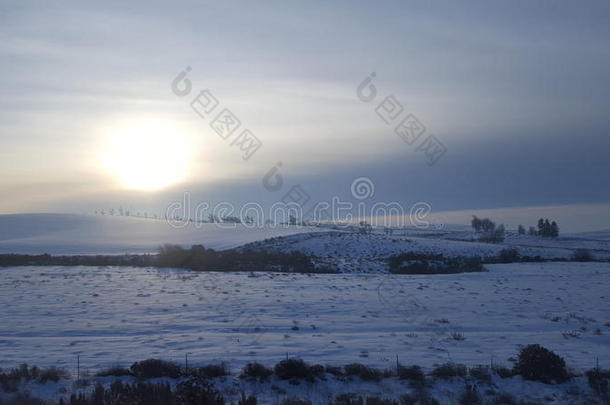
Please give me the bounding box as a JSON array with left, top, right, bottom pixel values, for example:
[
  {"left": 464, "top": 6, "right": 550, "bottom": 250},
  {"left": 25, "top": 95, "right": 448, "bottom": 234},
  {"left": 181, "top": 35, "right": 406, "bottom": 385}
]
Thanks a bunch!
[{"left": 100, "top": 117, "right": 195, "bottom": 191}]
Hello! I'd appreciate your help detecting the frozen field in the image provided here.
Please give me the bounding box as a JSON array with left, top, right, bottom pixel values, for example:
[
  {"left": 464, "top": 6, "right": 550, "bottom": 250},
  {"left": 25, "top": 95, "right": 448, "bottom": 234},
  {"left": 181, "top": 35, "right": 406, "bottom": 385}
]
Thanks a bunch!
[{"left": 1, "top": 262, "right": 609, "bottom": 373}]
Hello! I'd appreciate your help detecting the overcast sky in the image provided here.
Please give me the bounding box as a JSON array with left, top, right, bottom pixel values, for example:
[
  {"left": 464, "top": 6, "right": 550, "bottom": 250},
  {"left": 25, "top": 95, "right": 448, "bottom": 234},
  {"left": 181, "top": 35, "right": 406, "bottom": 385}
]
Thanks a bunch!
[{"left": 1, "top": 1, "right": 609, "bottom": 231}]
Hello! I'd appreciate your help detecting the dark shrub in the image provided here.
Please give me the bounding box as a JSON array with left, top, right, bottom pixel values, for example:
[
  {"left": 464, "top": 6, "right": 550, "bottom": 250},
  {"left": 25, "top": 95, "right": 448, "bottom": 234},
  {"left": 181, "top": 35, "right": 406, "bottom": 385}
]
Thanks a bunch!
[
  {"left": 343, "top": 363, "right": 383, "bottom": 381},
  {"left": 309, "top": 364, "right": 325, "bottom": 379},
  {"left": 431, "top": 363, "right": 467, "bottom": 379},
  {"left": 513, "top": 344, "right": 569, "bottom": 384},
  {"left": 95, "top": 366, "right": 132, "bottom": 377},
  {"left": 157, "top": 244, "right": 191, "bottom": 267},
  {"left": 37, "top": 367, "right": 70, "bottom": 383},
  {"left": 156, "top": 244, "right": 318, "bottom": 273},
  {"left": 325, "top": 365, "right": 344, "bottom": 376},
  {"left": 175, "top": 377, "right": 225, "bottom": 405},
  {"left": 458, "top": 384, "right": 481, "bottom": 405},
  {"left": 0, "top": 375, "right": 19, "bottom": 393},
  {"left": 491, "top": 365, "right": 514, "bottom": 379},
  {"left": 0, "top": 364, "right": 44, "bottom": 392},
  {"left": 397, "top": 365, "right": 425, "bottom": 381},
  {"left": 468, "top": 366, "right": 492, "bottom": 384},
  {"left": 389, "top": 253, "right": 485, "bottom": 275},
  {"left": 274, "top": 359, "right": 311, "bottom": 380},
  {"left": 585, "top": 368, "right": 610, "bottom": 395},
  {"left": 192, "top": 363, "right": 229, "bottom": 379},
  {"left": 2, "top": 364, "right": 40, "bottom": 381},
  {"left": 497, "top": 248, "right": 520, "bottom": 263},
  {"left": 572, "top": 248, "right": 594, "bottom": 262},
  {"left": 130, "top": 359, "right": 182, "bottom": 379},
  {"left": 240, "top": 363, "right": 273, "bottom": 382}
]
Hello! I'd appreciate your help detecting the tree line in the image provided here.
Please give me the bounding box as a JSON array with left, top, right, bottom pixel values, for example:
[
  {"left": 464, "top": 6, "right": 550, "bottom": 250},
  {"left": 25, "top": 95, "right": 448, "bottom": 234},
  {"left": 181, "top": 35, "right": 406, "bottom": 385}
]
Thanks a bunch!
[
  {"left": 472, "top": 216, "right": 560, "bottom": 241},
  {"left": 516, "top": 218, "right": 559, "bottom": 237}
]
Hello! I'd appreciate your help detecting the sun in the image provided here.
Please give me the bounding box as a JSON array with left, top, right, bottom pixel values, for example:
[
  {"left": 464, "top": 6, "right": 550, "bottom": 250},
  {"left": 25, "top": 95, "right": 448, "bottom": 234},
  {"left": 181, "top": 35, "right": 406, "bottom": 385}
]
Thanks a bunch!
[{"left": 101, "top": 117, "right": 195, "bottom": 191}]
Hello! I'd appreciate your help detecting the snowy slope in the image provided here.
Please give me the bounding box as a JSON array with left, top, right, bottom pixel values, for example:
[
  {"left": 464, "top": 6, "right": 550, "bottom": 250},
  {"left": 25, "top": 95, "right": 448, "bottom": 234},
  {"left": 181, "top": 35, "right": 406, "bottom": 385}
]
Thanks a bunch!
[
  {"left": 570, "top": 229, "right": 610, "bottom": 241},
  {"left": 242, "top": 231, "right": 610, "bottom": 272}
]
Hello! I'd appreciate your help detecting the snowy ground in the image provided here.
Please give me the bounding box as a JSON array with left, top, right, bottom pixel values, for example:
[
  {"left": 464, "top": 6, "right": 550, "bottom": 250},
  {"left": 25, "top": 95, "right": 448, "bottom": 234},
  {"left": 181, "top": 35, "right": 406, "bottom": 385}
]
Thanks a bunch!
[
  {"left": 1, "top": 262, "right": 609, "bottom": 373},
  {"left": 2, "top": 214, "right": 610, "bottom": 402}
]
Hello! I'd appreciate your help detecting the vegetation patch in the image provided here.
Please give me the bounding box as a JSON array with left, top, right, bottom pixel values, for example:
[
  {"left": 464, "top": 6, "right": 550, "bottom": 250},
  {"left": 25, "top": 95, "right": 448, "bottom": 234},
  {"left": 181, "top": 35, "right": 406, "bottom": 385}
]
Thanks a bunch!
[
  {"left": 513, "top": 344, "right": 569, "bottom": 384},
  {"left": 130, "top": 359, "right": 182, "bottom": 379},
  {"left": 388, "top": 253, "right": 485, "bottom": 274},
  {"left": 240, "top": 363, "right": 273, "bottom": 382}
]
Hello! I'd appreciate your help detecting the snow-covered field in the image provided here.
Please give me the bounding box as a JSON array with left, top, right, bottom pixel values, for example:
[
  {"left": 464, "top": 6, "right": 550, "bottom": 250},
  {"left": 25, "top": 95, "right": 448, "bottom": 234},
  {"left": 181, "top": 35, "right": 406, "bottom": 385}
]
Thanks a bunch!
[
  {"left": 2, "top": 214, "right": 610, "bottom": 402},
  {"left": 1, "top": 263, "right": 609, "bottom": 372}
]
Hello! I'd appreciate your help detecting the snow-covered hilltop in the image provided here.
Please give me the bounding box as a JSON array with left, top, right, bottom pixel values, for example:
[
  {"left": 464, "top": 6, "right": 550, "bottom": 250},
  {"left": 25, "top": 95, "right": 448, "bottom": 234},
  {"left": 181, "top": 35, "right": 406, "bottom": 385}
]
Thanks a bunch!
[{"left": 242, "top": 229, "right": 610, "bottom": 273}]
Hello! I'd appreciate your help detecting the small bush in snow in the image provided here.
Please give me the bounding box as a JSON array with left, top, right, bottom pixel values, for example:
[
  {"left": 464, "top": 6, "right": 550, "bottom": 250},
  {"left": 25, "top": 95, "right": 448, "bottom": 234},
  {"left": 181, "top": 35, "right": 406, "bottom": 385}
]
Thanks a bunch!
[
  {"left": 274, "top": 359, "right": 312, "bottom": 381},
  {"left": 175, "top": 377, "right": 225, "bottom": 405},
  {"left": 397, "top": 365, "right": 425, "bottom": 382},
  {"left": 240, "top": 363, "right": 273, "bottom": 382},
  {"left": 497, "top": 248, "right": 520, "bottom": 263},
  {"left": 571, "top": 248, "right": 594, "bottom": 262},
  {"left": 491, "top": 365, "right": 514, "bottom": 379},
  {"left": 324, "top": 365, "right": 344, "bottom": 376},
  {"left": 388, "top": 254, "right": 484, "bottom": 274},
  {"left": 95, "top": 366, "right": 132, "bottom": 377},
  {"left": 130, "top": 359, "right": 182, "bottom": 379},
  {"left": 191, "top": 363, "right": 229, "bottom": 379},
  {"left": 37, "top": 367, "right": 70, "bottom": 383},
  {"left": 513, "top": 344, "right": 569, "bottom": 384},
  {"left": 343, "top": 363, "right": 383, "bottom": 381}
]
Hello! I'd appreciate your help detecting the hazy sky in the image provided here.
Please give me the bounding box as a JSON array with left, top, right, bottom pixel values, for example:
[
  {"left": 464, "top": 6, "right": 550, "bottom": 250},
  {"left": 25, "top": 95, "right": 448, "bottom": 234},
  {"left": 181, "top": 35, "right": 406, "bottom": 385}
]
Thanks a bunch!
[{"left": 1, "top": 1, "right": 609, "bottom": 230}]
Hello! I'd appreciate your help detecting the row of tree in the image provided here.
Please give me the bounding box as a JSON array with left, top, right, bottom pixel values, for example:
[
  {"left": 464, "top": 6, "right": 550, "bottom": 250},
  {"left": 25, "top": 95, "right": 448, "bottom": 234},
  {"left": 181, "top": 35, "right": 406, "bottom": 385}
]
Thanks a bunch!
[
  {"left": 517, "top": 218, "right": 559, "bottom": 238},
  {"left": 95, "top": 207, "right": 160, "bottom": 220},
  {"left": 471, "top": 216, "right": 505, "bottom": 243}
]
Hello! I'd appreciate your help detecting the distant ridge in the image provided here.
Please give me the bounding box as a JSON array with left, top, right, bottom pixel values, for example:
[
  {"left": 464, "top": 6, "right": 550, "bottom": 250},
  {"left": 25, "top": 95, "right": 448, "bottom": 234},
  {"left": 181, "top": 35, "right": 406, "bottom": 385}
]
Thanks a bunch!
[{"left": 0, "top": 213, "right": 318, "bottom": 255}]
